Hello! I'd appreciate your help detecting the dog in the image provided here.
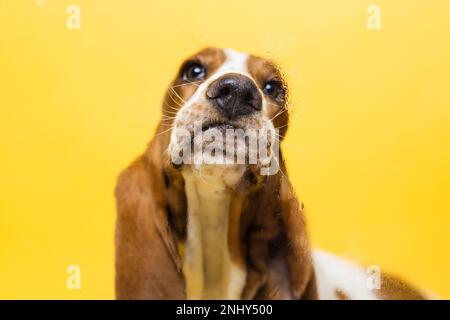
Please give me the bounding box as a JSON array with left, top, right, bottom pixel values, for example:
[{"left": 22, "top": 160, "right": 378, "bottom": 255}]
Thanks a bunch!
[{"left": 115, "top": 47, "right": 427, "bottom": 300}]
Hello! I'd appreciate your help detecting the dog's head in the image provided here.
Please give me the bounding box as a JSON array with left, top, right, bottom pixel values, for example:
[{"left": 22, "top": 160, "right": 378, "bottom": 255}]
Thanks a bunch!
[
  {"left": 159, "top": 48, "right": 289, "bottom": 187},
  {"left": 116, "top": 48, "right": 316, "bottom": 299}
]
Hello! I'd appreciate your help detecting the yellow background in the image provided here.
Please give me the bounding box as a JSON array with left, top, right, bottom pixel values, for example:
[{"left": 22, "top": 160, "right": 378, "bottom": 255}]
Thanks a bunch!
[{"left": 0, "top": 0, "right": 449, "bottom": 299}]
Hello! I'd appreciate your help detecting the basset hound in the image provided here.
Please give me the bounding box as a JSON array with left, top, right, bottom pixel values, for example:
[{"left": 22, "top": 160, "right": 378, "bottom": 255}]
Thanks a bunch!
[{"left": 115, "top": 47, "right": 428, "bottom": 300}]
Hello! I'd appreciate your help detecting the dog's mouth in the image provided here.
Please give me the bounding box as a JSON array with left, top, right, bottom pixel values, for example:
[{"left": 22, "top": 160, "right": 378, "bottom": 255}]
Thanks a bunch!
[
  {"left": 200, "top": 121, "right": 241, "bottom": 133},
  {"left": 169, "top": 118, "right": 276, "bottom": 174}
]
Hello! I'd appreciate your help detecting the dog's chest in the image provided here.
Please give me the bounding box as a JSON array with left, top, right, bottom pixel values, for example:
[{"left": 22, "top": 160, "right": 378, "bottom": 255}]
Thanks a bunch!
[{"left": 181, "top": 167, "right": 246, "bottom": 299}]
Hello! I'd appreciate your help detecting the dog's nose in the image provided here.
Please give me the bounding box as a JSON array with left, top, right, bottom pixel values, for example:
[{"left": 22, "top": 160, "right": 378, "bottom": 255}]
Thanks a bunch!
[{"left": 206, "top": 73, "right": 262, "bottom": 119}]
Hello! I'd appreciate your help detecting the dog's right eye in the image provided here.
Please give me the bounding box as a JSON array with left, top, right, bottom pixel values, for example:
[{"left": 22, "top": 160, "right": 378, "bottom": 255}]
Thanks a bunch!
[{"left": 182, "top": 62, "right": 206, "bottom": 81}]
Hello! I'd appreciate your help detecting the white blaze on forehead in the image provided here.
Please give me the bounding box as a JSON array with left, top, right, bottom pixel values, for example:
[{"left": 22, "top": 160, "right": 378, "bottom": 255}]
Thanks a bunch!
[
  {"left": 205, "top": 48, "right": 251, "bottom": 89},
  {"left": 215, "top": 48, "right": 249, "bottom": 76}
]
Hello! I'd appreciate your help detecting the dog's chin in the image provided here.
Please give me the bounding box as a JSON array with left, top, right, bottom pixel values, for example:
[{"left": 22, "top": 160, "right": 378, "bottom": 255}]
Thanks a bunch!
[
  {"left": 168, "top": 114, "right": 275, "bottom": 183},
  {"left": 169, "top": 122, "right": 271, "bottom": 189}
]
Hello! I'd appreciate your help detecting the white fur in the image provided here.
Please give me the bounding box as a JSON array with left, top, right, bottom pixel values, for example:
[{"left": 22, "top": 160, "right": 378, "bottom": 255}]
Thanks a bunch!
[
  {"left": 217, "top": 49, "right": 249, "bottom": 76},
  {"left": 182, "top": 166, "right": 246, "bottom": 299},
  {"left": 312, "top": 249, "right": 379, "bottom": 300},
  {"left": 178, "top": 49, "right": 257, "bottom": 300}
]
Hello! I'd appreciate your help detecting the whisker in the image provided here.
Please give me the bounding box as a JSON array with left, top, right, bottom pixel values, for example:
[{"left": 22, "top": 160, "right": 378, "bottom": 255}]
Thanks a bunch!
[
  {"left": 148, "top": 117, "right": 176, "bottom": 122},
  {"left": 266, "top": 101, "right": 281, "bottom": 108},
  {"left": 157, "top": 112, "right": 178, "bottom": 118},
  {"left": 162, "top": 107, "right": 180, "bottom": 116},
  {"left": 155, "top": 125, "right": 174, "bottom": 137},
  {"left": 168, "top": 87, "right": 188, "bottom": 105},
  {"left": 167, "top": 91, "right": 185, "bottom": 108},
  {"left": 159, "top": 110, "right": 178, "bottom": 118},
  {"left": 170, "top": 80, "right": 201, "bottom": 89},
  {"left": 163, "top": 102, "right": 181, "bottom": 113},
  {"left": 266, "top": 101, "right": 305, "bottom": 123},
  {"left": 272, "top": 155, "right": 288, "bottom": 179},
  {"left": 273, "top": 139, "right": 308, "bottom": 151},
  {"left": 269, "top": 108, "right": 288, "bottom": 122},
  {"left": 274, "top": 123, "right": 289, "bottom": 130},
  {"left": 272, "top": 132, "right": 310, "bottom": 151},
  {"left": 157, "top": 118, "right": 177, "bottom": 123}
]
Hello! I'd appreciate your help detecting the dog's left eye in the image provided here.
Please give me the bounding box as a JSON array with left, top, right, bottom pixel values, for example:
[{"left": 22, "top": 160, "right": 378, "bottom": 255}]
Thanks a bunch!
[
  {"left": 263, "top": 80, "right": 284, "bottom": 99},
  {"left": 182, "top": 62, "right": 206, "bottom": 81}
]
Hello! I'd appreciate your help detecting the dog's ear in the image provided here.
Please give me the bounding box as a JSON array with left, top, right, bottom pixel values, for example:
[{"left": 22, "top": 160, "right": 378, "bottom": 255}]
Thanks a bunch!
[
  {"left": 279, "top": 173, "right": 317, "bottom": 299},
  {"left": 241, "top": 158, "right": 317, "bottom": 300},
  {"left": 114, "top": 140, "right": 185, "bottom": 299}
]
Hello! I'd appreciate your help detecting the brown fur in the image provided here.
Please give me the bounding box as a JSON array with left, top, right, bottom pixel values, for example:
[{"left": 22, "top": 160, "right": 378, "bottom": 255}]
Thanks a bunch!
[
  {"left": 335, "top": 289, "right": 350, "bottom": 300},
  {"left": 377, "top": 274, "right": 426, "bottom": 300}
]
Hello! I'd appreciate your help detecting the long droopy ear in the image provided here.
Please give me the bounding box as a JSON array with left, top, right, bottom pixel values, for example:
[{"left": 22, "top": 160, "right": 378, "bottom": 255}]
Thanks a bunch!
[
  {"left": 279, "top": 170, "right": 317, "bottom": 299},
  {"left": 114, "top": 137, "right": 185, "bottom": 299},
  {"left": 241, "top": 156, "right": 317, "bottom": 300}
]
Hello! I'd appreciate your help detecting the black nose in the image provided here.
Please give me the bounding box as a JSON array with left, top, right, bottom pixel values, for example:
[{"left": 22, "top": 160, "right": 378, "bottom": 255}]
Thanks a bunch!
[{"left": 206, "top": 73, "right": 262, "bottom": 119}]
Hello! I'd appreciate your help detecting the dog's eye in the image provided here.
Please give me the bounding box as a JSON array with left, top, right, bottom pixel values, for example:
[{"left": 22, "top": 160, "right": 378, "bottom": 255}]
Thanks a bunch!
[
  {"left": 263, "top": 80, "right": 284, "bottom": 99},
  {"left": 182, "top": 62, "right": 206, "bottom": 81}
]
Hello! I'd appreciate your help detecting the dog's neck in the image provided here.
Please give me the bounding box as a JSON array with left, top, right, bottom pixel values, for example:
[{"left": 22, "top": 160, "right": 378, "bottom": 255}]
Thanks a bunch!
[{"left": 181, "top": 166, "right": 246, "bottom": 299}]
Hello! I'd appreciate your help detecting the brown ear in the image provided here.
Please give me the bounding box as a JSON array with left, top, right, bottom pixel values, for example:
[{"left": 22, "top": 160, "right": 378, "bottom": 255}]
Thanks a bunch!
[
  {"left": 241, "top": 157, "right": 317, "bottom": 300},
  {"left": 114, "top": 140, "right": 185, "bottom": 299},
  {"left": 279, "top": 172, "right": 317, "bottom": 299}
]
